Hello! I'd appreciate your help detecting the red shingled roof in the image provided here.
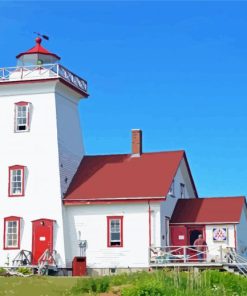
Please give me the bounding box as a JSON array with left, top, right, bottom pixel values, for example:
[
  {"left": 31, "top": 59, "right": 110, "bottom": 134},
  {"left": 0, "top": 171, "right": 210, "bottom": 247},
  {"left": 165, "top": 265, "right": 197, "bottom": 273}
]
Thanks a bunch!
[
  {"left": 16, "top": 38, "right": 60, "bottom": 60},
  {"left": 170, "top": 197, "right": 246, "bottom": 224},
  {"left": 64, "top": 151, "right": 197, "bottom": 203}
]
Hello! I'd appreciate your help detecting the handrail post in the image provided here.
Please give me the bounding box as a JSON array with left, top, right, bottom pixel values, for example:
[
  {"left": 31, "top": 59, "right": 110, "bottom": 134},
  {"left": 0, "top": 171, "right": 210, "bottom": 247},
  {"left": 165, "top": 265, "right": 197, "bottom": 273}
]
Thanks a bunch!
[
  {"left": 183, "top": 246, "right": 186, "bottom": 262},
  {"left": 220, "top": 245, "right": 223, "bottom": 263}
]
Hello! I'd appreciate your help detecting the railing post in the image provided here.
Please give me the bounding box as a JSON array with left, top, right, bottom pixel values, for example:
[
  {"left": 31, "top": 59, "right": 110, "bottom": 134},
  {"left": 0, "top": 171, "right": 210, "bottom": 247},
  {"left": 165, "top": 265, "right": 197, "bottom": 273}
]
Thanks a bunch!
[
  {"left": 220, "top": 245, "right": 223, "bottom": 263},
  {"left": 184, "top": 246, "right": 186, "bottom": 263}
]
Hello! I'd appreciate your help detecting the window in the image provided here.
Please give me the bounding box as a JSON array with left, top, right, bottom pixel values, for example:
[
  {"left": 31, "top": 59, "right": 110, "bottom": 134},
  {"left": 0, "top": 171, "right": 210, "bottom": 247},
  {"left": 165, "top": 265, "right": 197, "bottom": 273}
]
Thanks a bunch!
[
  {"left": 9, "top": 165, "right": 25, "bottom": 197},
  {"left": 15, "top": 102, "right": 30, "bottom": 132},
  {"left": 180, "top": 183, "right": 185, "bottom": 199},
  {"left": 168, "top": 180, "right": 175, "bottom": 196},
  {"left": 4, "top": 216, "right": 21, "bottom": 249},
  {"left": 107, "top": 216, "right": 123, "bottom": 247}
]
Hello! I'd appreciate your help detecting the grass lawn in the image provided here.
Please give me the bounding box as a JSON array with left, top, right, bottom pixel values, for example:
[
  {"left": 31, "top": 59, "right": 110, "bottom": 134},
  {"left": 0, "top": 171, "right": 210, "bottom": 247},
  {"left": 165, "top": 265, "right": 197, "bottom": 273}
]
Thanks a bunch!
[
  {"left": 0, "top": 276, "right": 78, "bottom": 296},
  {"left": 1, "top": 270, "right": 247, "bottom": 296}
]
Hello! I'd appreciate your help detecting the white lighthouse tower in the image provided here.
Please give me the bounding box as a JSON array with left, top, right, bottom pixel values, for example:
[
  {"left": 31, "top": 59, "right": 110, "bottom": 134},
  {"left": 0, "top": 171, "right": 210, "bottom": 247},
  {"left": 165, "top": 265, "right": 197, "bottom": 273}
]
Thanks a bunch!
[{"left": 0, "top": 37, "right": 88, "bottom": 269}]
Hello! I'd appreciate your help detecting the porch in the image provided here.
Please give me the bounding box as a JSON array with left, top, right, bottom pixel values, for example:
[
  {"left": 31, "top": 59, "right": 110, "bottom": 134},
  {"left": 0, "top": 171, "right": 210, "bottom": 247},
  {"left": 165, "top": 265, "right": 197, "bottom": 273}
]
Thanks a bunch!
[{"left": 149, "top": 245, "right": 245, "bottom": 268}]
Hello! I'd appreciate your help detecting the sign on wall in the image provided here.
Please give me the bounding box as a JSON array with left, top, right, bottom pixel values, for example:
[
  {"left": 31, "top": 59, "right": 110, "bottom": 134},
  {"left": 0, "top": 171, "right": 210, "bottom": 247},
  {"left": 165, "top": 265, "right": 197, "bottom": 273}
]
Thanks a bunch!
[{"left": 212, "top": 227, "right": 228, "bottom": 242}]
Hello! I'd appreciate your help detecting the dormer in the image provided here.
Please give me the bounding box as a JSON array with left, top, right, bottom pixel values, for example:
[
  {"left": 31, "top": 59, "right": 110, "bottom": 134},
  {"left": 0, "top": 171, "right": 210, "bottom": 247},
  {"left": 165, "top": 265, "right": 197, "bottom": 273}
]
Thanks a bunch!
[{"left": 16, "top": 37, "right": 60, "bottom": 66}]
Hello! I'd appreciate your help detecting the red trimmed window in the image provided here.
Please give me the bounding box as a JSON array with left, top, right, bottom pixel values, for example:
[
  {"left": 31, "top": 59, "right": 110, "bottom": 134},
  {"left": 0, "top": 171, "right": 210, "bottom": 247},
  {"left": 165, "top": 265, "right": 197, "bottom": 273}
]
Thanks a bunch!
[
  {"left": 8, "top": 165, "right": 25, "bottom": 197},
  {"left": 107, "top": 216, "right": 123, "bottom": 247},
  {"left": 4, "top": 216, "right": 21, "bottom": 250},
  {"left": 15, "top": 102, "right": 30, "bottom": 132}
]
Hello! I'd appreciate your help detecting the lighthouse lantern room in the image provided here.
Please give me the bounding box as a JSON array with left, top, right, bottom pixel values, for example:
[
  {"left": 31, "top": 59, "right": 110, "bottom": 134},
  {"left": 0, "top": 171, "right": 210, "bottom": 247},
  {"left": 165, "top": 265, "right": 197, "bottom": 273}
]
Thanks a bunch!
[{"left": 16, "top": 37, "right": 60, "bottom": 66}]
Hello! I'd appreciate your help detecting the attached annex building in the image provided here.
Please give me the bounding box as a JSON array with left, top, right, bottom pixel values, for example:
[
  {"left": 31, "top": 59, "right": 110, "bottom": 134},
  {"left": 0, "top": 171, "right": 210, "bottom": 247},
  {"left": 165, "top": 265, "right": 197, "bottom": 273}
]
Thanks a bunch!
[{"left": 0, "top": 39, "right": 246, "bottom": 274}]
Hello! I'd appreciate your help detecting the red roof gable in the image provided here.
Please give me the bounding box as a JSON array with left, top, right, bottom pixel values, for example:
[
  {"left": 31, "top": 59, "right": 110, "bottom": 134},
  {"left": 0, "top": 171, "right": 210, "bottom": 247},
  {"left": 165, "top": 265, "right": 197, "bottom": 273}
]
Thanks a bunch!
[
  {"left": 170, "top": 197, "right": 246, "bottom": 224},
  {"left": 16, "top": 37, "right": 60, "bottom": 60},
  {"left": 64, "top": 151, "right": 197, "bottom": 203}
]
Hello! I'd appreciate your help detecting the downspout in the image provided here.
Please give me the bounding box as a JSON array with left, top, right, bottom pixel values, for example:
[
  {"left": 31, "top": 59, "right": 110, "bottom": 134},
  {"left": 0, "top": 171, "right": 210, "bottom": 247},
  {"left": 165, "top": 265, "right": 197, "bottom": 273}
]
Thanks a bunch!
[{"left": 148, "top": 201, "right": 151, "bottom": 247}]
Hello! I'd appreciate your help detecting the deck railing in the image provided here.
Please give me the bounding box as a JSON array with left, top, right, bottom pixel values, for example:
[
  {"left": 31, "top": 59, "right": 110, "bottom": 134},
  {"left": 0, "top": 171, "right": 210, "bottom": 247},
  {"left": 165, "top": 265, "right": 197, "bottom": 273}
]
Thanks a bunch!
[
  {"left": 0, "top": 64, "right": 88, "bottom": 94},
  {"left": 149, "top": 245, "right": 230, "bottom": 265}
]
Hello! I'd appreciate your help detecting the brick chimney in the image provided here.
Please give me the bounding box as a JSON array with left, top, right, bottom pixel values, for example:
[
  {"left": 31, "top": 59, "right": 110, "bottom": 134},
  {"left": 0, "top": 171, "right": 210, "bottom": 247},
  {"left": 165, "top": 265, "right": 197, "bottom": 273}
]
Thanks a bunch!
[{"left": 131, "top": 129, "right": 142, "bottom": 156}]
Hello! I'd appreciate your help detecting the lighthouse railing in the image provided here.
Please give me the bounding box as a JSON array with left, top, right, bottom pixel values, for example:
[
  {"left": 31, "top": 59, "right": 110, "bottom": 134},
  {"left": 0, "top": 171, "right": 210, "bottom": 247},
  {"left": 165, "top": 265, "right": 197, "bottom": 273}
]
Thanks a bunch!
[{"left": 0, "top": 64, "right": 87, "bottom": 93}]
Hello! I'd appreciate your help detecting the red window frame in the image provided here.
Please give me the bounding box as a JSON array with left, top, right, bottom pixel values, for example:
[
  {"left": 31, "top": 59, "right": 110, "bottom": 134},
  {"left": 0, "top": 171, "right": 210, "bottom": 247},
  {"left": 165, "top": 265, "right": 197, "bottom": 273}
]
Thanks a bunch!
[
  {"left": 3, "top": 216, "right": 21, "bottom": 250},
  {"left": 107, "top": 216, "right": 123, "bottom": 248},
  {"left": 8, "top": 165, "right": 25, "bottom": 197},
  {"left": 14, "top": 101, "right": 30, "bottom": 132}
]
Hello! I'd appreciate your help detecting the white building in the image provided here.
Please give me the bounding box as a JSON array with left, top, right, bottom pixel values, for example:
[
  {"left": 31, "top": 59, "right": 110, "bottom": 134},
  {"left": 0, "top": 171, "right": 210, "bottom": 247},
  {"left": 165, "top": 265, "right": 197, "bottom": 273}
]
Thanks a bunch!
[{"left": 0, "top": 38, "right": 246, "bottom": 275}]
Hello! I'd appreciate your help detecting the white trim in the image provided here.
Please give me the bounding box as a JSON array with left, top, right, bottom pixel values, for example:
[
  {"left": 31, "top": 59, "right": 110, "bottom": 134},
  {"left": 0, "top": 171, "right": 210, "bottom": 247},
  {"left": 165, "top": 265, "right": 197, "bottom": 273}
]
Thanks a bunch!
[{"left": 170, "top": 222, "right": 239, "bottom": 225}]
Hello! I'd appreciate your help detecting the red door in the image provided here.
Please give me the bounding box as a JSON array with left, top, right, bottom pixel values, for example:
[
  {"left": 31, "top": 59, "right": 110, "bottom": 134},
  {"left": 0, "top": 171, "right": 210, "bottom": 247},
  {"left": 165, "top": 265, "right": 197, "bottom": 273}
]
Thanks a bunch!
[
  {"left": 32, "top": 219, "right": 54, "bottom": 264},
  {"left": 170, "top": 225, "right": 187, "bottom": 246},
  {"left": 170, "top": 226, "right": 187, "bottom": 260}
]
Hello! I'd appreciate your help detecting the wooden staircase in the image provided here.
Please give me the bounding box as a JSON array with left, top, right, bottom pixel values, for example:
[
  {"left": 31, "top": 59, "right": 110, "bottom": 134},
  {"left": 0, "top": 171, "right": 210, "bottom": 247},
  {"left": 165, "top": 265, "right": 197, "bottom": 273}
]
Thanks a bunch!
[
  {"left": 223, "top": 249, "right": 247, "bottom": 276},
  {"left": 37, "top": 249, "right": 57, "bottom": 275}
]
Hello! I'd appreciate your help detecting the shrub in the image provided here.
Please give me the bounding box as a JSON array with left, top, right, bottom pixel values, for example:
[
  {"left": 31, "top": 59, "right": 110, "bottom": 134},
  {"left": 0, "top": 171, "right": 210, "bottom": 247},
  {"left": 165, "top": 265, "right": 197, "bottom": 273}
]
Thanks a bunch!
[
  {"left": 16, "top": 267, "right": 32, "bottom": 275},
  {"left": 121, "top": 280, "right": 166, "bottom": 296},
  {"left": 71, "top": 276, "right": 110, "bottom": 294},
  {"left": 0, "top": 267, "right": 6, "bottom": 275}
]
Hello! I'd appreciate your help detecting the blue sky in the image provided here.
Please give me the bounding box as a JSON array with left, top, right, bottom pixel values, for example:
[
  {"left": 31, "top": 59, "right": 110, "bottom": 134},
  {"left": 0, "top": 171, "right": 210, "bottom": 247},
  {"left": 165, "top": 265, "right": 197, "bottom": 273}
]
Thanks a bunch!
[{"left": 1, "top": 1, "right": 247, "bottom": 198}]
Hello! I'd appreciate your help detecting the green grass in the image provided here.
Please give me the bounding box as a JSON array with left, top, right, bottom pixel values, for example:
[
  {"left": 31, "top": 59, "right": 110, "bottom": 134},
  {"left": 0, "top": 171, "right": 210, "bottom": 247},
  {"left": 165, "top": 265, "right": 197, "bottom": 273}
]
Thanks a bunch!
[
  {"left": 0, "top": 270, "right": 247, "bottom": 296},
  {"left": 71, "top": 270, "right": 247, "bottom": 296},
  {"left": 0, "top": 276, "right": 78, "bottom": 296}
]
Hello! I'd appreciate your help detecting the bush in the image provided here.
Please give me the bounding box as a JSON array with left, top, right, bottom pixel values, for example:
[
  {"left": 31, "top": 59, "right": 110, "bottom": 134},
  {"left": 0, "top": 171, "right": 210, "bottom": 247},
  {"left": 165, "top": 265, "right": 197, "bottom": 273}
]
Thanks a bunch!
[
  {"left": 16, "top": 267, "right": 32, "bottom": 275},
  {"left": 121, "top": 280, "right": 166, "bottom": 296},
  {"left": 0, "top": 267, "right": 6, "bottom": 275},
  {"left": 71, "top": 276, "right": 110, "bottom": 294}
]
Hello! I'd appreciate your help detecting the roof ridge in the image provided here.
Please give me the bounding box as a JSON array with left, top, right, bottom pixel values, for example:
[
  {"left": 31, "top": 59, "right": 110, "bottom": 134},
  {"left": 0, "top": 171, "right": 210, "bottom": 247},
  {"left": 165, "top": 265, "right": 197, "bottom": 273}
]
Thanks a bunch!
[{"left": 84, "top": 150, "right": 185, "bottom": 157}]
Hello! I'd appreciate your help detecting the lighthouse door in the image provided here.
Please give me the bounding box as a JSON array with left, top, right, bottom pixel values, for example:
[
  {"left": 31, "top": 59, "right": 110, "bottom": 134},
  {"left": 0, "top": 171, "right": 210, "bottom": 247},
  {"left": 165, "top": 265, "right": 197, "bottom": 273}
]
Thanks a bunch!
[{"left": 32, "top": 219, "right": 54, "bottom": 265}]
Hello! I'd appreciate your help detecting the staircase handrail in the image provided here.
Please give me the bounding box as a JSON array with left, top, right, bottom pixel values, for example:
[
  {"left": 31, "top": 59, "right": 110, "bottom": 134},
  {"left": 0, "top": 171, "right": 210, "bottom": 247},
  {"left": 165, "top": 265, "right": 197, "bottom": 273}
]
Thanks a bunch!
[
  {"left": 38, "top": 249, "right": 57, "bottom": 266},
  {"left": 229, "top": 248, "right": 247, "bottom": 276},
  {"left": 12, "top": 249, "right": 32, "bottom": 266}
]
